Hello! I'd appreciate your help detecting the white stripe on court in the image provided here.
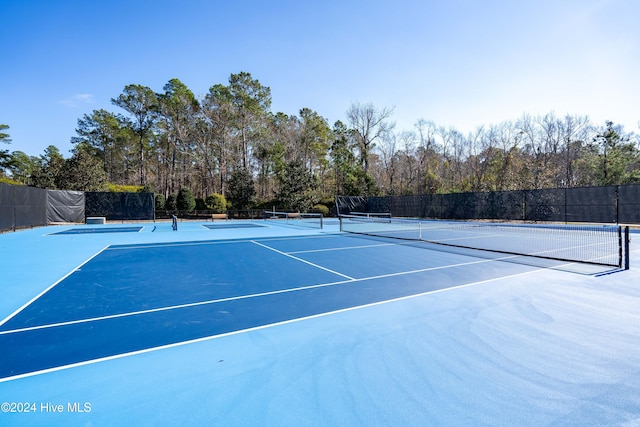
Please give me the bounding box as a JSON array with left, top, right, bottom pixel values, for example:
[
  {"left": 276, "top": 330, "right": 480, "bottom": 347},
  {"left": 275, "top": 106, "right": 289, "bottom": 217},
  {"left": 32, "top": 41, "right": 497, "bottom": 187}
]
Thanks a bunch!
[
  {"left": 288, "top": 242, "right": 398, "bottom": 254},
  {"left": 250, "top": 240, "right": 356, "bottom": 280},
  {"left": 0, "top": 266, "right": 546, "bottom": 384},
  {"left": 0, "top": 253, "right": 513, "bottom": 336},
  {"left": 105, "top": 234, "right": 342, "bottom": 251},
  {"left": 0, "top": 245, "right": 111, "bottom": 329},
  {"left": 105, "top": 239, "right": 243, "bottom": 250}
]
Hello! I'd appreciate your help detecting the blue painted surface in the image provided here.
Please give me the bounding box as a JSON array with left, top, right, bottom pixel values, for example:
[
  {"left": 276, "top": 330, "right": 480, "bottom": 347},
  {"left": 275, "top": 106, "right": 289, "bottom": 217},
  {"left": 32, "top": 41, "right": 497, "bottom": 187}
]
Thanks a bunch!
[
  {"left": 0, "top": 234, "right": 535, "bottom": 380},
  {"left": 203, "top": 223, "right": 266, "bottom": 229},
  {"left": 50, "top": 226, "right": 144, "bottom": 234},
  {"left": 0, "top": 222, "right": 639, "bottom": 426}
]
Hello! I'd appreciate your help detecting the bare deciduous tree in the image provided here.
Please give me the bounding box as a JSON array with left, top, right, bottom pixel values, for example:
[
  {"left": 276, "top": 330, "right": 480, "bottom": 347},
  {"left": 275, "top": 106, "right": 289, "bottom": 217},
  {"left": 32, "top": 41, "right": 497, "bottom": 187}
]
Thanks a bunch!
[{"left": 346, "top": 102, "right": 395, "bottom": 172}]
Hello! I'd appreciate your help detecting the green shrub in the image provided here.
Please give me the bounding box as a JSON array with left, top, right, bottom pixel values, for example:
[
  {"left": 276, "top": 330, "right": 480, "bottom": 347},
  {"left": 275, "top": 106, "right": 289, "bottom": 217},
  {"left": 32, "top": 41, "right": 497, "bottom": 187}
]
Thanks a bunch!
[
  {"left": 252, "top": 199, "right": 275, "bottom": 210},
  {"left": 165, "top": 193, "right": 177, "bottom": 211},
  {"left": 318, "top": 198, "right": 335, "bottom": 216},
  {"left": 176, "top": 187, "right": 196, "bottom": 212},
  {"left": 227, "top": 167, "right": 255, "bottom": 209},
  {"left": 106, "top": 183, "right": 144, "bottom": 192},
  {"left": 206, "top": 193, "right": 227, "bottom": 213},
  {"left": 312, "top": 204, "right": 329, "bottom": 216},
  {"left": 0, "top": 176, "right": 22, "bottom": 185},
  {"left": 195, "top": 198, "right": 207, "bottom": 210},
  {"left": 155, "top": 194, "right": 166, "bottom": 211}
]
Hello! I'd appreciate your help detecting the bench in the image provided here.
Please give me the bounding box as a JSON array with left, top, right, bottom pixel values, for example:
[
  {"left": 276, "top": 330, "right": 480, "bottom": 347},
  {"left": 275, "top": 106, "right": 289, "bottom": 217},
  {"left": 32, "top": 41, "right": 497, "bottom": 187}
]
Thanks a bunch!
[
  {"left": 86, "top": 217, "right": 106, "bottom": 224},
  {"left": 211, "top": 213, "right": 228, "bottom": 221}
]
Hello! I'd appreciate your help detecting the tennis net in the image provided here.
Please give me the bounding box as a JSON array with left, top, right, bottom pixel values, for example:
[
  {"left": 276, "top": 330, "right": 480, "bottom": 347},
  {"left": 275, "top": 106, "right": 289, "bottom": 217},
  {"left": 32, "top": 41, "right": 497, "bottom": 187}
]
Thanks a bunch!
[
  {"left": 339, "top": 215, "right": 630, "bottom": 269},
  {"left": 263, "top": 211, "right": 323, "bottom": 229},
  {"left": 349, "top": 211, "right": 392, "bottom": 218}
]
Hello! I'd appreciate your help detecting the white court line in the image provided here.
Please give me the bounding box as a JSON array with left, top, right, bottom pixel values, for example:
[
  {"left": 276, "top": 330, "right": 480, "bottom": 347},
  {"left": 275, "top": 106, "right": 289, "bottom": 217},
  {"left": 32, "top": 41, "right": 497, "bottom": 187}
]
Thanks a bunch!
[
  {"left": 0, "top": 266, "right": 545, "bottom": 384},
  {"left": 1, "top": 230, "right": 611, "bottom": 382},
  {"left": 0, "top": 281, "right": 336, "bottom": 335},
  {"left": 0, "top": 245, "right": 111, "bottom": 329},
  {"left": 288, "top": 242, "right": 397, "bottom": 254},
  {"left": 105, "top": 234, "right": 342, "bottom": 251},
  {"left": 256, "top": 234, "right": 342, "bottom": 243},
  {"left": 0, "top": 253, "right": 509, "bottom": 336},
  {"left": 0, "top": 235, "right": 350, "bottom": 334},
  {"left": 250, "top": 240, "right": 356, "bottom": 280},
  {"left": 106, "top": 239, "right": 245, "bottom": 250}
]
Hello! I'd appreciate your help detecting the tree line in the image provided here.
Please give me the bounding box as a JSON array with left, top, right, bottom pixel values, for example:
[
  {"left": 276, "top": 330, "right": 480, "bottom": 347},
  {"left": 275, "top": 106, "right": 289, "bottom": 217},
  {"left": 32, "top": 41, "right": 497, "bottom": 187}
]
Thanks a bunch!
[{"left": 1, "top": 71, "right": 639, "bottom": 212}]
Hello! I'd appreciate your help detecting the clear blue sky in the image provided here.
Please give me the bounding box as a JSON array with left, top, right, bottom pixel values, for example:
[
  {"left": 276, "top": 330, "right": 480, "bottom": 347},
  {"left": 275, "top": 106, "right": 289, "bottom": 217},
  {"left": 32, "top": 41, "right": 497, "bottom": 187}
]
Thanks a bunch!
[{"left": 1, "top": 0, "right": 639, "bottom": 157}]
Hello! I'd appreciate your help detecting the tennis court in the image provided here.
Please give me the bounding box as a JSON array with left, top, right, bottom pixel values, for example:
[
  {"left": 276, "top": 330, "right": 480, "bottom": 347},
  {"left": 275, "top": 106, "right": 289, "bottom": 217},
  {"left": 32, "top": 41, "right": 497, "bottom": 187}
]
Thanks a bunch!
[
  {"left": 1, "top": 219, "right": 639, "bottom": 426},
  {"left": 49, "top": 226, "right": 145, "bottom": 235}
]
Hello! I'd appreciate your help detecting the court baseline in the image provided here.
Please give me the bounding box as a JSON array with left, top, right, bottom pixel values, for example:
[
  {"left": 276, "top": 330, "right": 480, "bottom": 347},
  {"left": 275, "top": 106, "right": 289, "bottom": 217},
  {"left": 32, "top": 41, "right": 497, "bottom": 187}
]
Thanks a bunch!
[{"left": 0, "top": 235, "right": 542, "bottom": 382}]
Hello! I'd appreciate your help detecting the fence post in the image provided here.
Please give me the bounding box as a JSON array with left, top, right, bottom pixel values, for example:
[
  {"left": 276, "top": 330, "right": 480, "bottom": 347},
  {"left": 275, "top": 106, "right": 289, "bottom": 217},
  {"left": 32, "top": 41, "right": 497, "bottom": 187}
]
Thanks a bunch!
[
  {"left": 616, "top": 185, "right": 620, "bottom": 225},
  {"left": 564, "top": 187, "right": 568, "bottom": 224}
]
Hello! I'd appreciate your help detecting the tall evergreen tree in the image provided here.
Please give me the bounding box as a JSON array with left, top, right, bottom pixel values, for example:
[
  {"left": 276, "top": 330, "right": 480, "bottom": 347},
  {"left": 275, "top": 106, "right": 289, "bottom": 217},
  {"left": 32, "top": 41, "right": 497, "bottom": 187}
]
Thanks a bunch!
[
  {"left": 591, "top": 121, "right": 640, "bottom": 185},
  {"left": 276, "top": 160, "right": 318, "bottom": 211},
  {"left": 227, "top": 72, "right": 272, "bottom": 169},
  {"left": 6, "top": 151, "right": 37, "bottom": 184},
  {"left": 0, "top": 124, "right": 11, "bottom": 172},
  {"left": 112, "top": 84, "right": 159, "bottom": 186},
  {"left": 73, "top": 109, "right": 130, "bottom": 183},
  {"left": 227, "top": 167, "right": 256, "bottom": 209},
  {"left": 158, "top": 78, "right": 200, "bottom": 195},
  {"left": 202, "top": 83, "right": 235, "bottom": 196},
  {"left": 59, "top": 143, "right": 107, "bottom": 191},
  {"left": 31, "top": 146, "right": 66, "bottom": 189}
]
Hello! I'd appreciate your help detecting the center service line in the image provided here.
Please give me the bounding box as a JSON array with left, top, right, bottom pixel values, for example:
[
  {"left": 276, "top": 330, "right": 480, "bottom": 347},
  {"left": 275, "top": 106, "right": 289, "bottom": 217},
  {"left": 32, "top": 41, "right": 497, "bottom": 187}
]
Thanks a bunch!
[{"left": 250, "top": 240, "right": 356, "bottom": 280}]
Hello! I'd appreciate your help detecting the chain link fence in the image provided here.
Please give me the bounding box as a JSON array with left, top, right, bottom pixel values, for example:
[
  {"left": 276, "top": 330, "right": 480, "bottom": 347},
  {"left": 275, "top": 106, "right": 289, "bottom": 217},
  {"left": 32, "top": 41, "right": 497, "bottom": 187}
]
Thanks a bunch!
[{"left": 337, "top": 184, "right": 640, "bottom": 224}]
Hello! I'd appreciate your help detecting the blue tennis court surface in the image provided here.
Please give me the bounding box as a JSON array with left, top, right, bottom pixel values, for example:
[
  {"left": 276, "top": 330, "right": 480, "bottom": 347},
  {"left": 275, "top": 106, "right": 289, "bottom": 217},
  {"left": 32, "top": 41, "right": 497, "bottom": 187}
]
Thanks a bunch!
[
  {"left": 51, "top": 226, "right": 144, "bottom": 234},
  {"left": 203, "top": 222, "right": 266, "bottom": 229},
  {"left": 1, "top": 220, "right": 639, "bottom": 426}
]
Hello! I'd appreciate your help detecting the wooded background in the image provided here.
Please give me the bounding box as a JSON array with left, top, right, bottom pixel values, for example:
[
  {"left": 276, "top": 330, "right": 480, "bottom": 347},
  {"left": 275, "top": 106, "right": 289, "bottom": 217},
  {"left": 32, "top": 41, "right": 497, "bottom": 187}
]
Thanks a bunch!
[{"left": 1, "top": 72, "right": 639, "bottom": 212}]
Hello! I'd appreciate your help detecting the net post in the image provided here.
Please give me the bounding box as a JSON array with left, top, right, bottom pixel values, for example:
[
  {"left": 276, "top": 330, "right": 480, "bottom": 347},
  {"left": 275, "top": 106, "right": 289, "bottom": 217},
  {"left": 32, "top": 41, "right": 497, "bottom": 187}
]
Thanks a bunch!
[
  {"left": 624, "top": 226, "right": 630, "bottom": 270},
  {"left": 172, "top": 214, "right": 178, "bottom": 231}
]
